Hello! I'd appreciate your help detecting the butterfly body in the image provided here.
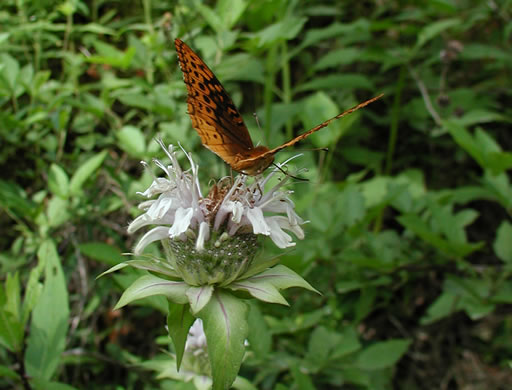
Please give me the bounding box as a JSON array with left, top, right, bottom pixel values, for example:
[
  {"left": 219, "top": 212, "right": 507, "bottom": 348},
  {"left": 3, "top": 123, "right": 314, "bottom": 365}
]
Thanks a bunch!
[
  {"left": 232, "top": 146, "right": 274, "bottom": 175},
  {"left": 175, "top": 38, "right": 382, "bottom": 176}
]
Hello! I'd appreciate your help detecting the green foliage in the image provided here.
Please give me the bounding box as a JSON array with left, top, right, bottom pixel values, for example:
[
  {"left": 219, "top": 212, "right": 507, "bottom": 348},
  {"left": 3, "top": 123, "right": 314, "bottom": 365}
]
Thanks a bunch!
[{"left": 1, "top": 0, "right": 511, "bottom": 389}]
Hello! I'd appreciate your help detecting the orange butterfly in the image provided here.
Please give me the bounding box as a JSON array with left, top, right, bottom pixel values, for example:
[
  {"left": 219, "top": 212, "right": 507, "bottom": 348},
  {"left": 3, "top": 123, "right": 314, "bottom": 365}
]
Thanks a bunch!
[{"left": 175, "top": 38, "right": 383, "bottom": 176}]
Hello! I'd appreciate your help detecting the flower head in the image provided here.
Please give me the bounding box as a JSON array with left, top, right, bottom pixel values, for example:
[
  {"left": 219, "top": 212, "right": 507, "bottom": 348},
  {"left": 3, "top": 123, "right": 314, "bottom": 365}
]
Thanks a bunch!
[{"left": 127, "top": 141, "right": 304, "bottom": 285}]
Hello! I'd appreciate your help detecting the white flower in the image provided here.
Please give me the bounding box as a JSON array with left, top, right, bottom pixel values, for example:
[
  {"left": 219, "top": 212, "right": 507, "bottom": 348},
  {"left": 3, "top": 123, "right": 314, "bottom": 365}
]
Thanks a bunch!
[
  {"left": 185, "top": 319, "right": 208, "bottom": 356},
  {"left": 128, "top": 141, "right": 305, "bottom": 255}
]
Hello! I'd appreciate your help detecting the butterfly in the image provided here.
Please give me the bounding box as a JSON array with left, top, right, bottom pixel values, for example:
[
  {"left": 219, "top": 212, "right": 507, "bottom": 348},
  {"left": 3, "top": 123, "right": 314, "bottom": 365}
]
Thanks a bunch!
[{"left": 175, "top": 38, "right": 383, "bottom": 176}]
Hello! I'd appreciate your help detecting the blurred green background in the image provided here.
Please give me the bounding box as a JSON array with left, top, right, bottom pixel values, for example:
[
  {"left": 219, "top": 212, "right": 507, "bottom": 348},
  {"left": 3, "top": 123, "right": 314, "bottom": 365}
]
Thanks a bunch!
[{"left": 1, "top": 0, "right": 511, "bottom": 389}]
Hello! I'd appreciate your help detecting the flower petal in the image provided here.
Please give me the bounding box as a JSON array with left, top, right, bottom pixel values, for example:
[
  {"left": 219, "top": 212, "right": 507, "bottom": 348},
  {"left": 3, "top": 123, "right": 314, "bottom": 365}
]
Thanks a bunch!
[
  {"left": 134, "top": 226, "right": 171, "bottom": 254},
  {"left": 265, "top": 216, "right": 305, "bottom": 248},
  {"left": 246, "top": 207, "right": 270, "bottom": 235},
  {"left": 147, "top": 194, "right": 173, "bottom": 219},
  {"left": 195, "top": 221, "right": 210, "bottom": 252},
  {"left": 169, "top": 207, "right": 194, "bottom": 237}
]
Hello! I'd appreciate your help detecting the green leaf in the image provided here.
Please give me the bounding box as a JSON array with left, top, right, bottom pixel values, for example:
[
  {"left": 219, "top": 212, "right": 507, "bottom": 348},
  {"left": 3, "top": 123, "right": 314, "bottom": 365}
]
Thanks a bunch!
[
  {"left": 420, "top": 291, "right": 461, "bottom": 325},
  {"left": 232, "top": 376, "right": 258, "bottom": 390},
  {"left": 79, "top": 242, "right": 124, "bottom": 267},
  {"left": 96, "top": 262, "right": 130, "bottom": 278},
  {"left": 217, "top": 0, "right": 248, "bottom": 29},
  {"left": 246, "top": 302, "right": 271, "bottom": 358},
  {"left": 86, "top": 41, "right": 135, "bottom": 69},
  {"left": 494, "top": 221, "right": 512, "bottom": 264},
  {"left": 167, "top": 302, "right": 195, "bottom": 371},
  {"left": 0, "top": 53, "right": 20, "bottom": 93},
  {"left": 331, "top": 327, "right": 362, "bottom": 359},
  {"left": 186, "top": 285, "right": 214, "bottom": 315},
  {"left": 0, "top": 179, "right": 38, "bottom": 220},
  {"left": 255, "top": 17, "right": 307, "bottom": 47},
  {"left": 0, "top": 364, "right": 19, "bottom": 380},
  {"left": 443, "top": 120, "right": 512, "bottom": 175},
  {"left": 397, "top": 214, "right": 484, "bottom": 258},
  {"left": 300, "top": 20, "right": 371, "bottom": 52},
  {"left": 69, "top": 151, "right": 107, "bottom": 195},
  {"left": 75, "top": 23, "right": 116, "bottom": 35},
  {"left": 356, "top": 339, "right": 411, "bottom": 370},
  {"left": 296, "top": 74, "right": 374, "bottom": 93},
  {"left": 0, "top": 32, "right": 10, "bottom": 45},
  {"left": 116, "top": 125, "right": 146, "bottom": 158},
  {"left": 415, "top": 19, "right": 460, "bottom": 49},
  {"left": 482, "top": 171, "right": 512, "bottom": 210},
  {"left": 31, "top": 378, "right": 80, "bottom": 390},
  {"left": 216, "top": 53, "right": 265, "bottom": 83},
  {"left": 198, "top": 290, "right": 248, "bottom": 390},
  {"left": 46, "top": 196, "right": 70, "bottom": 228},
  {"left": 191, "top": 0, "right": 224, "bottom": 32},
  {"left": 461, "top": 43, "right": 512, "bottom": 62},
  {"left": 5, "top": 273, "right": 21, "bottom": 326},
  {"left": 48, "top": 164, "right": 70, "bottom": 199},
  {"left": 307, "top": 326, "right": 341, "bottom": 367},
  {"left": 0, "top": 273, "right": 23, "bottom": 352},
  {"left": 459, "top": 109, "right": 506, "bottom": 127},
  {"left": 314, "top": 47, "right": 362, "bottom": 70},
  {"left": 25, "top": 240, "right": 70, "bottom": 380},
  {"left": 291, "top": 364, "right": 315, "bottom": 390},
  {"left": 115, "top": 91, "right": 153, "bottom": 110},
  {"left": 229, "top": 265, "right": 319, "bottom": 305},
  {"left": 300, "top": 92, "right": 344, "bottom": 147},
  {"left": 340, "top": 185, "right": 365, "bottom": 226},
  {"left": 114, "top": 275, "right": 189, "bottom": 310},
  {"left": 22, "top": 266, "right": 44, "bottom": 326},
  {"left": 97, "top": 258, "right": 181, "bottom": 279}
]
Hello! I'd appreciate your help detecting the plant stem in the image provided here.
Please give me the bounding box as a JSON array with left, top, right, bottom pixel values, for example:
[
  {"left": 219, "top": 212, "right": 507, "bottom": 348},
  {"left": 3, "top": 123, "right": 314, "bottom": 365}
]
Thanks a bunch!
[
  {"left": 281, "top": 41, "right": 292, "bottom": 140},
  {"left": 385, "top": 65, "right": 406, "bottom": 175},
  {"left": 374, "top": 65, "right": 405, "bottom": 232},
  {"left": 264, "top": 45, "right": 278, "bottom": 145}
]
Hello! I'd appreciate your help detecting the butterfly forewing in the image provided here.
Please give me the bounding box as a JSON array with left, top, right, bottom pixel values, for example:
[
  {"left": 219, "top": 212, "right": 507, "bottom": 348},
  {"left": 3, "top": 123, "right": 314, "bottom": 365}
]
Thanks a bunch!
[{"left": 174, "top": 39, "right": 254, "bottom": 163}]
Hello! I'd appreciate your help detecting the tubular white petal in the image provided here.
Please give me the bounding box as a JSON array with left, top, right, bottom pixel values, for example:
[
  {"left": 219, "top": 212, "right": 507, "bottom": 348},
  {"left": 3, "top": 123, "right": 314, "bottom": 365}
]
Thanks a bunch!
[
  {"left": 134, "top": 226, "right": 170, "bottom": 254},
  {"left": 195, "top": 221, "right": 210, "bottom": 252},
  {"left": 128, "top": 213, "right": 170, "bottom": 234},
  {"left": 266, "top": 217, "right": 296, "bottom": 248},
  {"left": 230, "top": 201, "right": 244, "bottom": 223},
  {"left": 246, "top": 207, "right": 270, "bottom": 235},
  {"left": 138, "top": 177, "right": 174, "bottom": 197},
  {"left": 169, "top": 207, "right": 194, "bottom": 237},
  {"left": 146, "top": 195, "right": 173, "bottom": 219}
]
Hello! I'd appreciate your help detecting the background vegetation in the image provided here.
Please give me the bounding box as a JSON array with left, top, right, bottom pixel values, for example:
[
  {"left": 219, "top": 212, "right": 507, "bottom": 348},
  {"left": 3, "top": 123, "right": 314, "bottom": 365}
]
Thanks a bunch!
[{"left": 1, "top": 0, "right": 511, "bottom": 389}]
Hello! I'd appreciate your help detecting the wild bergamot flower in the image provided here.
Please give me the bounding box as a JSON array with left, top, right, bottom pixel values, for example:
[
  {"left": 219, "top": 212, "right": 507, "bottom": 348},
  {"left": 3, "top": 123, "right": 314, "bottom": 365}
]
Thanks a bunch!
[{"left": 102, "top": 141, "right": 317, "bottom": 390}]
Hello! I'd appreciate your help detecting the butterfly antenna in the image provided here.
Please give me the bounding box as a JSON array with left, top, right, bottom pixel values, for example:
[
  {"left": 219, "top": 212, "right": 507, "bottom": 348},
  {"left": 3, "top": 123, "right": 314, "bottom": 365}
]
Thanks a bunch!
[
  {"left": 299, "top": 147, "right": 329, "bottom": 153},
  {"left": 272, "top": 163, "right": 308, "bottom": 182}
]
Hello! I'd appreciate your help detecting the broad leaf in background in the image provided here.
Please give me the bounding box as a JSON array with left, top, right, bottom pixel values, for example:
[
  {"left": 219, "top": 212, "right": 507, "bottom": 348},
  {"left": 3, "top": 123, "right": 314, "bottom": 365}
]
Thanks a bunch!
[
  {"left": 116, "top": 125, "right": 147, "bottom": 158},
  {"left": 494, "top": 221, "right": 512, "bottom": 264},
  {"left": 69, "top": 151, "right": 108, "bottom": 195},
  {"left": 24, "top": 240, "right": 70, "bottom": 381},
  {"left": 356, "top": 339, "right": 411, "bottom": 370}
]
